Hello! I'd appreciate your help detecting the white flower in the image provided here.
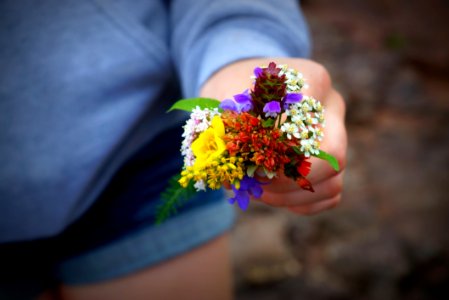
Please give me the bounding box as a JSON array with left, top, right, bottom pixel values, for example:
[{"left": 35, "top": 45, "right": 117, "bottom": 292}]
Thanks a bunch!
[
  {"left": 300, "top": 139, "right": 320, "bottom": 157},
  {"left": 304, "top": 112, "right": 318, "bottom": 125},
  {"left": 314, "top": 127, "right": 324, "bottom": 141},
  {"left": 194, "top": 180, "right": 206, "bottom": 191},
  {"left": 279, "top": 64, "right": 305, "bottom": 92},
  {"left": 314, "top": 101, "right": 323, "bottom": 112},
  {"left": 286, "top": 105, "right": 299, "bottom": 117},
  {"left": 300, "top": 128, "right": 309, "bottom": 139},
  {"left": 291, "top": 114, "right": 303, "bottom": 124},
  {"left": 300, "top": 101, "right": 312, "bottom": 114},
  {"left": 300, "top": 139, "right": 313, "bottom": 157},
  {"left": 281, "top": 122, "right": 300, "bottom": 139}
]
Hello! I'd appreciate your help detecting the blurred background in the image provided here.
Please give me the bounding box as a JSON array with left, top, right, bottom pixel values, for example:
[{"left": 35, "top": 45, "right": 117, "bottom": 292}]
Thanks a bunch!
[{"left": 231, "top": 0, "right": 449, "bottom": 299}]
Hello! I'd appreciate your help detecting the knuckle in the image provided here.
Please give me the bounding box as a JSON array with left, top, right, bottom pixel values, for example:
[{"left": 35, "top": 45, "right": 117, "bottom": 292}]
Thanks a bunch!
[
  {"left": 312, "top": 62, "right": 332, "bottom": 92},
  {"left": 288, "top": 194, "right": 342, "bottom": 216},
  {"left": 328, "top": 176, "right": 344, "bottom": 198},
  {"left": 334, "top": 89, "right": 347, "bottom": 112},
  {"left": 327, "top": 143, "right": 347, "bottom": 172},
  {"left": 336, "top": 152, "right": 347, "bottom": 173},
  {"left": 260, "top": 193, "right": 286, "bottom": 207},
  {"left": 331, "top": 194, "right": 342, "bottom": 208}
]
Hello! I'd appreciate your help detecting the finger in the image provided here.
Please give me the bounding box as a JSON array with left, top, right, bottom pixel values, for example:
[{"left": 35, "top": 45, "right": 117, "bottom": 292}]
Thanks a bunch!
[
  {"left": 287, "top": 194, "right": 342, "bottom": 216},
  {"left": 260, "top": 172, "right": 344, "bottom": 207},
  {"left": 307, "top": 89, "right": 347, "bottom": 184},
  {"left": 293, "top": 60, "right": 332, "bottom": 101}
]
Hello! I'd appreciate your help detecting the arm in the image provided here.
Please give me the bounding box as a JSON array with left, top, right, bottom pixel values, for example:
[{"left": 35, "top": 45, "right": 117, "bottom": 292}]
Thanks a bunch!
[
  {"left": 200, "top": 58, "right": 347, "bottom": 215},
  {"left": 169, "top": 0, "right": 311, "bottom": 97},
  {"left": 170, "top": 0, "right": 346, "bottom": 214}
]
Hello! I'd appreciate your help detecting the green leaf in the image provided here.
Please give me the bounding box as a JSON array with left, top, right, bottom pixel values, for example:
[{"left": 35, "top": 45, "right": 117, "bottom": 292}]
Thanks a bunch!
[
  {"left": 167, "top": 98, "right": 221, "bottom": 112},
  {"left": 292, "top": 146, "right": 302, "bottom": 155},
  {"left": 263, "top": 168, "right": 277, "bottom": 179},
  {"left": 155, "top": 174, "right": 197, "bottom": 224},
  {"left": 261, "top": 118, "right": 275, "bottom": 128},
  {"left": 246, "top": 164, "right": 258, "bottom": 177},
  {"left": 313, "top": 150, "right": 340, "bottom": 172}
]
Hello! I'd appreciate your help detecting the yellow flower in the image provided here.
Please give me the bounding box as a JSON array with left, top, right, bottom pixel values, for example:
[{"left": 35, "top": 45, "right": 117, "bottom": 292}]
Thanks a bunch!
[{"left": 191, "top": 116, "right": 226, "bottom": 170}]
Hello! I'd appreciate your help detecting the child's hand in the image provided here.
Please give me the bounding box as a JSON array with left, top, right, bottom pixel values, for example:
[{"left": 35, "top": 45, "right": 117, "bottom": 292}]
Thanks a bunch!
[{"left": 201, "top": 58, "right": 347, "bottom": 215}]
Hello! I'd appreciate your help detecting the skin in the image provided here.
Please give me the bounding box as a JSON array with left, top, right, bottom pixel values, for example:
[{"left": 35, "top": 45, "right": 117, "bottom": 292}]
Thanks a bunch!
[
  {"left": 56, "top": 235, "right": 232, "bottom": 300},
  {"left": 42, "top": 58, "right": 346, "bottom": 300}
]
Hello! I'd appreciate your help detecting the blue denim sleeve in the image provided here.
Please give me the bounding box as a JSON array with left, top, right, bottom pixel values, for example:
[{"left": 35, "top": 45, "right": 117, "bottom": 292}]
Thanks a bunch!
[{"left": 169, "top": 0, "right": 311, "bottom": 97}]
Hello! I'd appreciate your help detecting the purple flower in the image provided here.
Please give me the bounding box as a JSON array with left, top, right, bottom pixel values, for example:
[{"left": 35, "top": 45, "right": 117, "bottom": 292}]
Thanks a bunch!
[
  {"left": 228, "top": 176, "right": 263, "bottom": 210},
  {"left": 228, "top": 189, "right": 250, "bottom": 210},
  {"left": 219, "top": 98, "right": 238, "bottom": 112},
  {"left": 253, "top": 67, "right": 263, "bottom": 78},
  {"left": 233, "top": 89, "right": 253, "bottom": 112},
  {"left": 283, "top": 93, "right": 303, "bottom": 109},
  {"left": 263, "top": 101, "right": 281, "bottom": 118}
]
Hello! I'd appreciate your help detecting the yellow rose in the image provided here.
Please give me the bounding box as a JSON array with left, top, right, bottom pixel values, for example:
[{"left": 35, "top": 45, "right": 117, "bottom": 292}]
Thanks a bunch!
[{"left": 191, "top": 116, "right": 226, "bottom": 169}]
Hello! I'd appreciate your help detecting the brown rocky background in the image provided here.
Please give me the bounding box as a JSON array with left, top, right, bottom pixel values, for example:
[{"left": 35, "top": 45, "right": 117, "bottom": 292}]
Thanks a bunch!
[{"left": 232, "top": 0, "right": 449, "bottom": 299}]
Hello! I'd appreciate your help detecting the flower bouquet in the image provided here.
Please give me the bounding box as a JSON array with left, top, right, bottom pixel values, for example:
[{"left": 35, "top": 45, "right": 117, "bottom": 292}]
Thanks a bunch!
[{"left": 156, "top": 62, "right": 339, "bottom": 223}]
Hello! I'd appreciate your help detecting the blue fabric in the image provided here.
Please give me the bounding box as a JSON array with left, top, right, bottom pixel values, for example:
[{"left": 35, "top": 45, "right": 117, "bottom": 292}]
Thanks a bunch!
[
  {"left": 0, "top": 196, "right": 234, "bottom": 299},
  {"left": 0, "top": 0, "right": 311, "bottom": 297},
  {"left": 0, "top": 125, "right": 233, "bottom": 298},
  {"left": 58, "top": 199, "right": 235, "bottom": 284},
  {"left": 170, "top": 0, "right": 311, "bottom": 96},
  {"left": 0, "top": 0, "right": 310, "bottom": 243}
]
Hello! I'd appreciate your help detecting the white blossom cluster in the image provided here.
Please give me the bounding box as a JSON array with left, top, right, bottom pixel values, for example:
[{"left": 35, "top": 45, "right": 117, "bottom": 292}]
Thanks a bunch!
[
  {"left": 279, "top": 64, "right": 307, "bottom": 92},
  {"left": 281, "top": 96, "right": 325, "bottom": 157},
  {"left": 180, "top": 107, "right": 221, "bottom": 167}
]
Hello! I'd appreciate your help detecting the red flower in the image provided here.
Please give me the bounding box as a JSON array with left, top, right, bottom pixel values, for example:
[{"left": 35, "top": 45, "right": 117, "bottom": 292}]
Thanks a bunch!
[
  {"left": 222, "top": 111, "right": 293, "bottom": 173},
  {"left": 297, "top": 177, "right": 314, "bottom": 192},
  {"left": 297, "top": 159, "right": 312, "bottom": 177}
]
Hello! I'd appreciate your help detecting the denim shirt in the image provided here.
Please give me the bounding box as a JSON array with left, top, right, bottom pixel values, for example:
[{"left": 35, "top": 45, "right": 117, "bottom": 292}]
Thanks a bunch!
[{"left": 0, "top": 0, "right": 310, "bottom": 242}]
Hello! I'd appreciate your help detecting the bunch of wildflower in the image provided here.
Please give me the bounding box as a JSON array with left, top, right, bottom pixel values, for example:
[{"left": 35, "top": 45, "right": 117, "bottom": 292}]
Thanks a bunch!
[
  {"left": 158, "top": 62, "right": 338, "bottom": 220},
  {"left": 208, "top": 62, "right": 319, "bottom": 208}
]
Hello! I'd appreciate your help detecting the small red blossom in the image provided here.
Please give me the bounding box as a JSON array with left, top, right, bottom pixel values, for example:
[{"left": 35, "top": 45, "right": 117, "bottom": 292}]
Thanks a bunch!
[
  {"left": 297, "top": 159, "right": 312, "bottom": 177},
  {"left": 297, "top": 177, "right": 314, "bottom": 192}
]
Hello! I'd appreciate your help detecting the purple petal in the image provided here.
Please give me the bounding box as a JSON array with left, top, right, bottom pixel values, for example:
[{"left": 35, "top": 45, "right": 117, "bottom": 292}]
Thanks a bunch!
[
  {"left": 284, "top": 93, "right": 303, "bottom": 104},
  {"left": 233, "top": 89, "right": 251, "bottom": 104},
  {"left": 233, "top": 89, "right": 253, "bottom": 112},
  {"left": 229, "top": 176, "right": 265, "bottom": 210},
  {"left": 239, "top": 176, "right": 264, "bottom": 198},
  {"left": 236, "top": 191, "right": 250, "bottom": 210},
  {"left": 263, "top": 101, "right": 281, "bottom": 112},
  {"left": 249, "top": 183, "right": 263, "bottom": 199},
  {"left": 254, "top": 67, "right": 263, "bottom": 78},
  {"left": 239, "top": 176, "right": 254, "bottom": 191},
  {"left": 263, "top": 101, "right": 281, "bottom": 118},
  {"left": 239, "top": 102, "right": 252, "bottom": 113},
  {"left": 219, "top": 99, "right": 238, "bottom": 111},
  {"left": 229, "top": 187, "right": 250, "bottom": 210}
]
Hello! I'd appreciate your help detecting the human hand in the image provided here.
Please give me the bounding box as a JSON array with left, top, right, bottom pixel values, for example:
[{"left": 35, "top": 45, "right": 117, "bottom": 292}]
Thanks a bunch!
[{"left": 200, "top": 58, "right": 347, "bottom": 215}]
